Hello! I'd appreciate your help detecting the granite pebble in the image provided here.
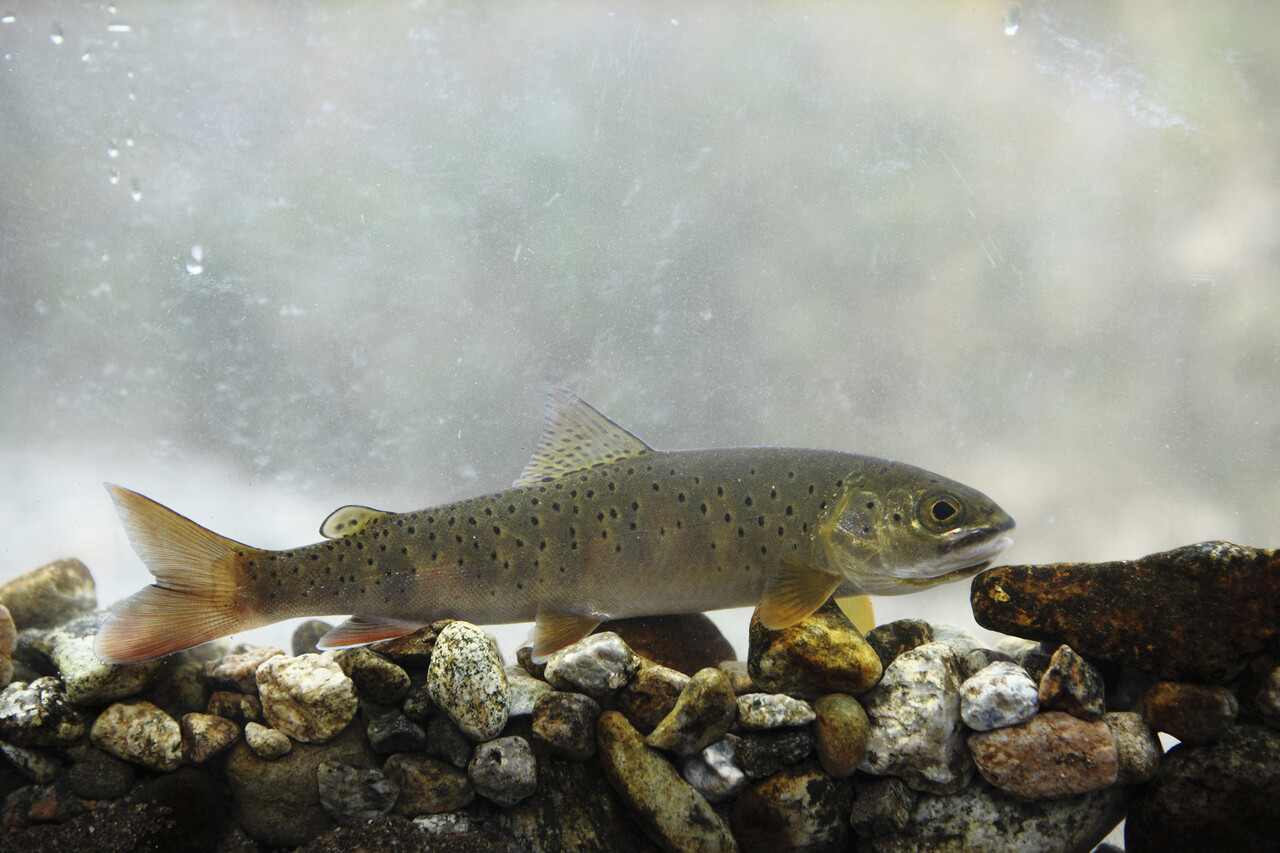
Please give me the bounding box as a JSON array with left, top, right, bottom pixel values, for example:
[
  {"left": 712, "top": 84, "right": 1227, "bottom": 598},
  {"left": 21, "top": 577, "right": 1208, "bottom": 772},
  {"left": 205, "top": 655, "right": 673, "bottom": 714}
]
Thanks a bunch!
[
  {"left": 244, "top": 720, "right": 293, "bottom": 759},
  {"left": 532, "top": 690, "right": 600, "bottom": 760},
  {"left": 256, "top": 653, "right": 359, "bottom": 743},
  {"left": 961, "top": 660, "right": 1040, "bottom": 731},
  {"left": 180, "top": 711, "right": 241, "bottom": 763},
  {"left": 316, "top": 760, "right": 399, "bottom": 825},
  {"left": 427, "top": 621, "right": 510, "bottom": 741},
  {"left": 646, "top": 666, "right": 737, "bottom": 756},
  {"left": 90, "top": 700, "right": 182, "bottom": 772},
  {"left": 384, "top": 753, "right": 475, "bottom": 816},
  {"left": 543, "top": 631, "right": 640, "bottom": 696},
  {"left": 0, "top": 676, "right": 84, "bottom": 747},
  {"left": 748, "top": 597, "right": 882, "bottom": 698},
  {"left": 681, "top": 736, "right": 748, "bottom": 802},
  {"left": 469, "top": 735, "right": 538, "bottom": 807}
]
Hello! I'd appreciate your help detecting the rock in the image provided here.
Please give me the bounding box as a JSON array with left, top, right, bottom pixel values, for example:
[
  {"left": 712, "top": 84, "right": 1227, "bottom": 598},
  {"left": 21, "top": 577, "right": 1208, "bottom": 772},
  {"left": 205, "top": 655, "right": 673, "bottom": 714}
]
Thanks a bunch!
[
  {"left": 129, "top": 766, "right": 237, "bottom": 853},
  {"left": 614, "top": 661, "right": 689, "bottom": 734},
  {"left": 596, "top": 710, "right": 738, "bottom": 852},
  {"left": 1102, "top": 711, "right": 1161, "bottom": 784},
  {"left": 316, "top": 760, "right": 399, "bottom": 825},
  {"left": 961, "top": 661, "right": 1040, "bottom": 731},
  {"left": 963, "top": 647, "right": 1017, "bottom": 680},
  {"left": 859, "top": 642, "right": 972, "bottom": 795},
  {"left": 733, "top": 726, "right": 815, "bottom": 778},
  {"left": 734, "top": 692, "right": 814, "bottom": 731},
  {"left": 256, "top": 654, "right": 359, "bottom": 743},
  {"left": 203, "top": 646, "right": 284, "bottom": 693},
  {"left": 681, "top": 737, "right": 748, "bottom": 802},
  {"left": 506, "top": 665, "right": 552, "bottom": 717},
  {"left": 90, "top": 700, "right": 182, "bottom": 772},
  {"left": 370, "top": 621, "right": 446, "bottom": 669},
  {"left": 968, "top": 711, "right": 1119, "bottom": 799},
  {"left": 971, "top": 541, "right": 1280, "bottom": 682},
  {"left": 532, "top": 691, "right": 600, "bottom": 760},
  {"left": 2, "top": 779, "right": 91, "bottom": 828},
  {"left": 1256, "top": 665, "right": 1280, "bottom": 729},
  {"left": 66, "top": 747, "right": 134, "bottom": 799},
  {"left": 728, "top": 760, "right": 852, "bottom": 852},
  {"left": 180, "top": 711, "right": 241, "bottom": 763},
  {"left": 0, "top": 677, "right": 84, "bottom": 748},
  {"left": 51, "top": 632, "right": 170, "bottom": 706},
  {"left": 383, "top": 753, "right": 474, "bottom": 816},
  {"left": 865, "top": 618, "right": 935, "bottom": 670},
  {"left": 543, "top": 632, "right": 640, "bottom": 697},
  {"left": 747, "top": 597, "right": 882, "bottom": 698},
  {"left": 0, "top": 558, "right": 96, "bottom": 630},
  {"left": 813, "top": 693, "right": 869, "bottom": 778},
  {"left": 468, "top": 735, "right": 538, "bottom": 807},
  {"left": 425, "top": 713, "right": 474, "bottom": 770},
  {"left": 148, "top": 660, "right": 209, "bottom": 719},
  {"left": 206, "top": 689, "right": 263, "bottom": 725},
  {"left": 849, "top": 775, "right": 916, "bottom": 837},
  {"left": 0, "top": 740, "right": 62, "bottom": 783},
  {"left": 244, "top": 721, "right": 293, "bottom": 759},
  {"left": 596, "top": 614, "right": 736, "bottom": 675},
  {"left": 427, "top": 622, "right": 510, "bottom": 741},
  {"left": 400, "top": 676, "right": 436, "bottom": 723},
  {"left": 1126, "top": 724, "right": 1280, "bottom": 853},
  {"left": 365, "top": 707, "right": 426, "bottom": 754},
  {"left": 1038, "top": 645, "right": 1106, "bottom": 721},
  {"left": 291, "top": 620, "right": 333, "bottom": 656},
  {"left": 334, "top": 648, "right": 411, "bottom": 705},
  {"left": 718, "top": 661, "right": 756, "bottom": 695},
  {"left": 646, "top": 667, "right": 737, "bottom": 756},
  {"left": 1142, "top": 680, "right": 1238, "bottom": 744},
  {"left": 223, "top": 716, "right": 376, "bottom": 847},
  {"left": 862, "top": 776, "right": 1129, "bottom": 853},
  {"left": 0, "top": 604, "right": 15, "bottom": 688}
]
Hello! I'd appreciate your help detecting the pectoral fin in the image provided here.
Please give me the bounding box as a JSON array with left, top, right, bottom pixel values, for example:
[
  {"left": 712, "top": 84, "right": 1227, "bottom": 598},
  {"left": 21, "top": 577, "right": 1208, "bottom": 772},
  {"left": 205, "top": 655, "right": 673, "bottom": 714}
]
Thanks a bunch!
[
  {"left": 758, "top": 555, "right": 842, "bottom": 630},
  {"left": 316, "top": 614, "right": 424, "bottom": 649},
  {"left": 532, "top": 604, "right": 601, "bottom": 663},
  {"left": 836, "top": 595, "right": 876, "bottom": 633}
]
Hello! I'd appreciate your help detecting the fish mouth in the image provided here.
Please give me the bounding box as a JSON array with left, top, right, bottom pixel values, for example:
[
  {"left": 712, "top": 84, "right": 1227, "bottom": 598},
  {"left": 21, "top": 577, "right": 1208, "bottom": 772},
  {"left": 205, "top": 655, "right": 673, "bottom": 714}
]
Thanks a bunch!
[{"left": 896, "top": 533, "right": 1014, "bottom": 587}]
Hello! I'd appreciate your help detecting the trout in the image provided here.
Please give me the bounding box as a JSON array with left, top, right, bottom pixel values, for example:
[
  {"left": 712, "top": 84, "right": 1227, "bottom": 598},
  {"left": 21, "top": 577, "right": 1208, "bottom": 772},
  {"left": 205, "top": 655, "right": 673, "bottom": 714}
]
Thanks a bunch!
[{"left": 95, "top": 389, "right": 1014, "bottom": 663}]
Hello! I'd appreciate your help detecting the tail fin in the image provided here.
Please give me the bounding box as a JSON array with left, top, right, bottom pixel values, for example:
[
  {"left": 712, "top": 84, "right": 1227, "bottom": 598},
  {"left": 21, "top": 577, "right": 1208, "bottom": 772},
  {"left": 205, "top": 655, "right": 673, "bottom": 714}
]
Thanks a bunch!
[{"left": 95, "top": 484, "right": 263, "bottom": 663}]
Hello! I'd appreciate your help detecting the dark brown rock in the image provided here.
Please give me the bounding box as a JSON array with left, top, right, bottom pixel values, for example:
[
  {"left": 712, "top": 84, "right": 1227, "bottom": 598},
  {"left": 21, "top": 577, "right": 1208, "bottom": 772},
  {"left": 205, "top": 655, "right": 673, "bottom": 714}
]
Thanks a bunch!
[
  {"left": 1038, "top": 645, "right": 1106, "bottom": 720},
  {"left": 1142, "top": 681, "right": 1238, "bottom": 744},
  {"left": 597, "top": 614, "right": 736, "bottom": 675},
  {"left": 611, "top": 662, "right": 689, "bottom": 734},
  {"left": 0, "top": 559, "right": 96, "bottom": 630},
  {"left": 748, "top": 597, "right": 882, "bottom": 698},
  {"left": 864, "top": 619, "right": 934, "bottom": 670},
  {"left": 971, "top": 541, "right": 1280, "bottom": 683},
  {"left": 728, "top": 760, "right": 853, "bottom": 853}
]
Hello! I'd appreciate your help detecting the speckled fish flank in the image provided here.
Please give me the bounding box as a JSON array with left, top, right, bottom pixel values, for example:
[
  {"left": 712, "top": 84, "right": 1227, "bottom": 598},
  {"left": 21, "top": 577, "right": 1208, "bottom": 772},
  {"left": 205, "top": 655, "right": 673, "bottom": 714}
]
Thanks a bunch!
[{"left": 95, "top": 389, "right": 1015, "bottom": 663}]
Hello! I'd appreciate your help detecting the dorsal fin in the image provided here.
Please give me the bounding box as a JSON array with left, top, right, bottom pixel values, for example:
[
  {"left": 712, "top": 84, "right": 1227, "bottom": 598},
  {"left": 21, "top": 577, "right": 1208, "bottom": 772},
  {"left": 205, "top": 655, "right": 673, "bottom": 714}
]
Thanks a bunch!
[
  {"left": 319, "top": 505, "right": 389, "bottom": 539},
  {"left": 514, "top": 388, "right": 653, "bottom": 486}
]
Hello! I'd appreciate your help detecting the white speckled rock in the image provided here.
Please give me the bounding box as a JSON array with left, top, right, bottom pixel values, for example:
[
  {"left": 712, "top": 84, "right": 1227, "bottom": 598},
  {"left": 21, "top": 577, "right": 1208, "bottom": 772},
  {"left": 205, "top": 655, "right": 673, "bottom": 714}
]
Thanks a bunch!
[
  {"left": 736, "top": 693, "right": 816, "bottom": 731},
  {"left": 0, "top": 676, "right": 85, "bottom": 747},
  {"left": 960, "top": 661, "right": 1040, "bottom": 731},
  {"left": 427, "top": 622, "right": 510, "bottom": 741},
  {"left": 506, "top": 664, "right": 552, "bottom": 716},
  {"left": 52, "top": 633, "right": 170, "bottom": 705},
  {"left": 543, "top": 632, "right": 640, "bottom": 696},
  {"left": 859, "top": 642, "right": 972, "bottom": 795},
  {"left": 90, "top": 700, "right": 182, "bottom": 772},
  {"left": 682, "top": 736, "right": 748, "bottom": 802},
  {"left": 256, "top": 654, "right": 359, "bottom": 744},
  {"left": 317, "top": 760, "right": 399, "bottom": 825},
  {"left": 468, "top": 735, "right": 538, "bottom": 807},
  {"left": 245, "top": 721, "right": 293, "bottom": 759}
]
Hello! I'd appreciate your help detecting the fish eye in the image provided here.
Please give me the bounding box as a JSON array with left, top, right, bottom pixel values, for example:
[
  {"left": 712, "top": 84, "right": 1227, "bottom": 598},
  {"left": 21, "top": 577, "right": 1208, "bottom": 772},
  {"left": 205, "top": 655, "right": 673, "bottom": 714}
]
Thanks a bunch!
[{"left": 919, "top": 492, "right": 966, "bottom": 531}]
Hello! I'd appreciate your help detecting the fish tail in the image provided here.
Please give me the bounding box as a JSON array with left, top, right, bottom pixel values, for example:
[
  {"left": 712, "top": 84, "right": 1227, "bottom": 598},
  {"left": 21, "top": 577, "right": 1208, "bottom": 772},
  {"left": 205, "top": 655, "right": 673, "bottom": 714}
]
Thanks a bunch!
[{"left": 95, "top": 484, "right": 264, "bottom": 663}]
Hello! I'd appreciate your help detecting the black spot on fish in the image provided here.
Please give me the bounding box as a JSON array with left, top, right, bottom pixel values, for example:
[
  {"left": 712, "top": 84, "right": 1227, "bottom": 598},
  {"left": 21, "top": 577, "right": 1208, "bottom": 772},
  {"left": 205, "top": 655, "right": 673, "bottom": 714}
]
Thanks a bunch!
[
  {"left": 531, "top": 498, "right": 539, "bottom": 507},
  {"left": 509, "top": 505, "right": 517, "bottom": 514},
  {"left": 700, "top": 503, "right": 708, "bottom": 514},
  {"left": 651, "top": 483, "right": 659, "bottom": 492},
  {"left": 757, "top": 516, "right": 765, "bottom": 527},
  {"left": 744, "top": 496, "right": 753, "bottom": 507},
  {"left": 717, "top": 486, "right": 724, "bottom": 497},
  {"left": 494, "top": 525, "right": 502, "bottom": 535},
  {"left": 678, "top": 493, "right": 686, "bottom": 502},
  {"left": 552, "top": 502, "right": 561, "bottom": 511},
  {"left": 724, "top": 513, "right": 732, "bottom": 523},
  {"left": 760, "top": 546, "right": 768, "bottom": 555},
  {"left": 770, "top": 488, "right": 777, "bottom": 499},
  {"left": 737, "top": 527, "right": 745, "bottom": 537}
]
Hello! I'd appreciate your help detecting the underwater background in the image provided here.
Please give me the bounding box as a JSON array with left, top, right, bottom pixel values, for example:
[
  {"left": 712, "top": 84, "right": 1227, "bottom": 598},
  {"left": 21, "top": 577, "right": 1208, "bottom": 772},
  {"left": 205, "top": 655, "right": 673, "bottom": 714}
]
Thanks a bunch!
[{"left": 2, "top": 0, "right": 1278, "bottom": 659}]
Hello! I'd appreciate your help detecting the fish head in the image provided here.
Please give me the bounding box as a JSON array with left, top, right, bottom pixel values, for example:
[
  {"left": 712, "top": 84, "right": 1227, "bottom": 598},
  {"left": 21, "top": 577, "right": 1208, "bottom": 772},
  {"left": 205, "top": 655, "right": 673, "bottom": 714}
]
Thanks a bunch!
[{"left": 818, "top": 462, "right": 1015, "bottom": 596}]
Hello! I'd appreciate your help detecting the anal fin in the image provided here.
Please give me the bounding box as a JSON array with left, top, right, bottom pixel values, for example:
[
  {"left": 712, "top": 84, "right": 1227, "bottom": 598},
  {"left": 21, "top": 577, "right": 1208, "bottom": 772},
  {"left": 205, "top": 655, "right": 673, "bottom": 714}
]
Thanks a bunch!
[
  {"left": 532, "top": 604, "right": 601, "bottom": 663},
  {"left": 316, "top": 614, "right": 424, "bottom": 650},
  {"left": 836, "top": 595, "right": 876, "bottom": 634},
  {"left": 758, "top": 555, "right": 842, "bottom": 630}
]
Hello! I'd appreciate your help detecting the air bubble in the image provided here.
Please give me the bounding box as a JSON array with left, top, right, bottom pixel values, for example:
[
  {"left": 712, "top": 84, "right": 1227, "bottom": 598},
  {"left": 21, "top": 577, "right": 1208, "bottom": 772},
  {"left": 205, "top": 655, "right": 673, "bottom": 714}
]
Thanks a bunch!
[
  {"left": 107, "top": 141, "right": 119, "bottom": 158},
  {"left": 129, "top": 178, "right": 141, "bottom": 202},
  {"left": 50, "top": 24, "right": 63, "bottom": 44},
  {"left": 2, "top": 14, "right": 16, "bottom": 24},
  {"left": 108, "top": 168, "right": 119, "bottom": 185},
  {"left": 106, "top": 22, "right": 132, "bottom": 33},
  {"left": 1003, "top": 4, "right": 1020, "bottom": 35},
  {"left": 186, "top": 245, "right": 204, "bottom": 275}
]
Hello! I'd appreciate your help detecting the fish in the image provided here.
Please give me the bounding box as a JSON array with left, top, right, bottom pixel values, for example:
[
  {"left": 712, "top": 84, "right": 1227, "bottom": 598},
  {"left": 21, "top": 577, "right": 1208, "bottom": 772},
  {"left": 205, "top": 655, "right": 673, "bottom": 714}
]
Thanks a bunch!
[{"left": 94, "top": 388, "right": 1015, "bottom": 664}]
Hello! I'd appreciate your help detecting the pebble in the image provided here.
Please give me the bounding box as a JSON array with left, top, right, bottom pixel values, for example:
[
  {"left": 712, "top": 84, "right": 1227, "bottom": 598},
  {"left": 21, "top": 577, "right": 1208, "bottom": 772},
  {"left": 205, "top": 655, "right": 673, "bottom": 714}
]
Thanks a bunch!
[
  {"left": 506, "top": 664, "right": 552, "bottom": 716},
  {"left": 66, "top": 747, "right": 134, "bottom": 799},
  {"left": 2, "top": 780, "right": 90, "bottom": 828},
  {"left": 468, "top": 735, "right": 537, "bottom": 807},
  {"left": 244, "top": 721, "right": 293, "bottom": 759},
  {"left": 532, "top": 690, "right": 600, "bottom": 760},
  {"left": 1038, "top": 644, "right": 1106, "bottom": 720},
  {"left": 646, "top": 666, "right": 737, "bottom": 756},
  {"left": 1126, "top": 724, "right": 1280, "bottom": 853},
  {"left": 733, "top": 726, "right": 815, "bottom": 778},
  {"left": 728, "top": 760, "right": 851, "bottom": 852},
  {"left": 90, "top": 700, "right": 182, "bottom": 772},
  {"left": 681, "top": 737, "right": 748, "bottom": 802},
  {"left": 425, "top": 712, "right": 474, "bottom": 769},
  {"left": 223, "top": 717, "right": 376, "bottom": 847},
  {"left": 148, "top": 660, "right": 209, "bottom": 719},
  {"left": 1101, "top": 711, "right": 1161, "bottom": 784},
  {"left": 384, "top": 753, "right": 474, "bottom": 816},
  {"left": 370, "top": 621, "right": 445, "bottom": 669},
  {"left": 203, "top": 646, "right": 284, "bottom": 693},
  {"left": 595, "top": 710, "right": 739, "bottom": 852},
  {"left": 849, "top": 775, "right": 916, "bottom": 837},
  {"left": 207, "top": 689, "right": 263, "bottom": 725},
  {"left": 0, "top": 603, "right": 15, "bottom": 687},
  {"left": 961, "top": 660, "right": 1040, "bottom": 731},
  {"left": 864, "top": 618, "right": 935, "bottom": 671},
  {"left": 400, "top": 676, "right": 436, "bottom": 722},
  {"left": 1142, "top": 680, "right": 1238, "bottom": 744},
  {"left": 747, "top": 597, "right": 883, "bottom": 698},
  {"left": 316, "top": 760, "right": 399, "bottom": 825},
  {"left": 543, "top": 632, "right": 640, "bottom": 696},
  {"left": 334, "top": 647, "right": 411, "bottom": 704},
  {"left": 0, "top": 739, "right": 62, "bottom": 782},
  {"left": 0, "top": 558, "right": 97, "bottom": 630},
  {"left": 364, "top": 706, "right": 426, "bottom": 754},
  {"left": 968, "top": 711, "right": 1119, "bottom": 799},
  {"left": 180, "top": 711, "right": 241, "bottom": 763},
  {"left": 859, "top": 642, "right": 972, "bottom": 795},
  {"left": 971, "top": 541, "right": 1280, "bottom": 682},
  {"left": 1256, "top": 665, "right": 1280, "bottom": 729},
  {"left": 596, "top": 613, "right": 736, "bottom": 675},
  {"left": 256, "top": 653, "right": 359, "bottom": 743},
  {"left": 0, "top": 676, "right": 85, "bottom": 747},
  {"left": 290, "top": 619, "right": 333, "bottom": 656},
  {"left": 613, "top": 661, "right": 689, "bottom": 733},
  {"left": 813, "top": 693, "right": 869, "bottom": 778},
  {"left": 52, "top": 631, "right": 171, "bottom": 706},
  {"left": 427, "top": 621, "right": 510, "bottom": 741},
  {"left": 717, "top": 660, "right": 756, "bottom": 695},
  {"left": 734, "top": 691, "right": 814, "bottom": 731}
]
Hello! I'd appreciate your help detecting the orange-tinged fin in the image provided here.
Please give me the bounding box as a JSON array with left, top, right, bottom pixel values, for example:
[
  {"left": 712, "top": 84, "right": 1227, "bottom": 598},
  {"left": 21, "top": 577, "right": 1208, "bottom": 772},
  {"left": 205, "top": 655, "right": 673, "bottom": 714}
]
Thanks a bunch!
[
  {"left": 95, "top": 484, "right": 262, "bottom": 664},
  {"left": 836, "top": 595, "right": 876, "bottom": 633},
  {"left": 757, "top": 554, "right": 842, "bottom": 630},
  {"left": 319, "top": 505, "right": 390, "bottom": 539},
  {"left": 316, "top": 615, "right": 424, "bottom": 649},
  {"left": 532, "top": 604, "right": 601, "bottom": 663},
  {"left": 514, "top": 388, "right": 653, "bottom": 486}
]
